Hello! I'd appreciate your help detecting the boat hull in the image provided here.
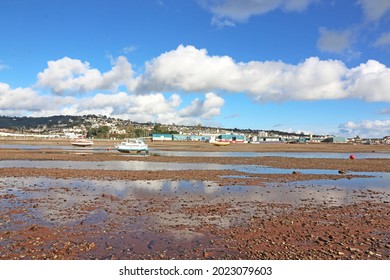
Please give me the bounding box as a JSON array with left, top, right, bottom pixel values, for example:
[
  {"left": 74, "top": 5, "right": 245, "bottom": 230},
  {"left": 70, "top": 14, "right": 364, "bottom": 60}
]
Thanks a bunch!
[
  {"left": 212, "top": 141, "right": 230, "bottom": 146},
  {"left": 117, "top": 147, "right": 148, "bottom": 153},
  {"left": 70, "top": 141, "right": 94, "bottom": 147},
  {"left": 116, "top": 138, "right": 148, "bottom": 153}
]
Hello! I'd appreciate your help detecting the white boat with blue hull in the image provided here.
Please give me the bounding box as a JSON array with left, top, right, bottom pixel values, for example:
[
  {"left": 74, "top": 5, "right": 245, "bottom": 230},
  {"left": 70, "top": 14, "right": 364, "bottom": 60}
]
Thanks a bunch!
[{"left": 116, "top": 138, "right": 148, "bottom": 154}]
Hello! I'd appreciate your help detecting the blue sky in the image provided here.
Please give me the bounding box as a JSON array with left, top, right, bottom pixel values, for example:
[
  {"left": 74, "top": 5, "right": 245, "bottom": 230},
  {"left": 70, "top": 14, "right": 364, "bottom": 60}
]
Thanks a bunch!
[{"left": 1, "top": 0, "right": 390, "bottom": 138}]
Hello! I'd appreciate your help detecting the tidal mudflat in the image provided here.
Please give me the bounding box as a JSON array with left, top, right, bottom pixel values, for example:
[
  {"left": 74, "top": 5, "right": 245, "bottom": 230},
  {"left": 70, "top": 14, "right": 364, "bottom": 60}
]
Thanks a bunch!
[{"left": 0, "top": 140, "right": 389, "bottom": 259}]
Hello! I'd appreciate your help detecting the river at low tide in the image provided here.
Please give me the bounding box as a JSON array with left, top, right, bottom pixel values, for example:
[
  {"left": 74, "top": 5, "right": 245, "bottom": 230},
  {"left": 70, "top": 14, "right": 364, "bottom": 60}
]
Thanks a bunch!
[{"left": 1, "top": 143, "right": 390, "bottom": 158}]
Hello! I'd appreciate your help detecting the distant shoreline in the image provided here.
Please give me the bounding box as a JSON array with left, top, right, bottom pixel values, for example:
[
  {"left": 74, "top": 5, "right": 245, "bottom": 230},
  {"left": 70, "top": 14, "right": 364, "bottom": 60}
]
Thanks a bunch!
[{"left": 1, "top": 137, "right": 390, "bottom": 153}]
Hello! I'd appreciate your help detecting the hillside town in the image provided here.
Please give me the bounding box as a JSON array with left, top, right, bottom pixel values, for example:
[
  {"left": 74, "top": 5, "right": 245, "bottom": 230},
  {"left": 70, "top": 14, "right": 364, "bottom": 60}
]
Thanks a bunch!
[{"left": 0, "top": 115, "right": 389, "bottom": 145}]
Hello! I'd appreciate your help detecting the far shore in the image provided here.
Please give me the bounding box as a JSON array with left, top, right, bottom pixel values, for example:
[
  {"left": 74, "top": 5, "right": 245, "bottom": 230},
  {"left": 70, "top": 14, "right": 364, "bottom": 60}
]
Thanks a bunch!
[
  {"left": 1, "top": 137, "right": 389, "bottom": 153},
  {"left": 1, "top": 136, "right": 389, "bottom": 260}
]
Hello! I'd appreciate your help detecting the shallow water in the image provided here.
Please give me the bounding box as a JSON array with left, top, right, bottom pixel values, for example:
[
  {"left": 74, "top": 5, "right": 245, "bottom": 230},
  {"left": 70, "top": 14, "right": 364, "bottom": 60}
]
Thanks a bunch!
[
  {"left": 0, "top": 159, "right": 356, "bottom": 175},
  {"left": 1, "top": 176, "right": 389, "bottom": 218},
  {"left": 2, "top": 159, "right": 390, "bottom": 184}
]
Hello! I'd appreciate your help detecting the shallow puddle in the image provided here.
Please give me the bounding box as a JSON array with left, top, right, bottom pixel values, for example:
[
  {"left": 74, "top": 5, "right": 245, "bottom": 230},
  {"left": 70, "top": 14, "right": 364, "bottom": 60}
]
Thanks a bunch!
[{"left": 1, "top": 175, "right": 389, "bottom": 224}]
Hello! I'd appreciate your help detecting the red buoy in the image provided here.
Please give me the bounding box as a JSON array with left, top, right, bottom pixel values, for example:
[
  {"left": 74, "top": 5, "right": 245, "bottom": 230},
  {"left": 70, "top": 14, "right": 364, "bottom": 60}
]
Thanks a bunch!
[{"left": 349, "top": 154, "right": 355, "bottom": 160}]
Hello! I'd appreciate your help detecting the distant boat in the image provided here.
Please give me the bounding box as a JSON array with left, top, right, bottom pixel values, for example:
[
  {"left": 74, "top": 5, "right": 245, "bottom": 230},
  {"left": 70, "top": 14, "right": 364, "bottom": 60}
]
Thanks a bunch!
[
  {"left": 116, "top": 138, "right": 148, "bottom": 153},
  {"left": 211, "top": 141, "right": 230, "bottom": 146},
  {"left": 70, "top": 138, "right": 94, "bottom": 147}
]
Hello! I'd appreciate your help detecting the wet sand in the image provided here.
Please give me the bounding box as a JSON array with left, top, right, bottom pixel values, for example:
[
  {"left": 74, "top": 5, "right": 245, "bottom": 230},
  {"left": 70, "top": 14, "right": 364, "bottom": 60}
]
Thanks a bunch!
[{"left": 0, "top": 140, "right": 389, "bottom": 259}]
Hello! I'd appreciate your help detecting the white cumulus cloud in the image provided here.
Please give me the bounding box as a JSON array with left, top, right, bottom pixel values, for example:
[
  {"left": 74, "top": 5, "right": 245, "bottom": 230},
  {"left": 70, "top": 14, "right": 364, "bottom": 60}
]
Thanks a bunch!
[
  {"left": 37, "top": 56, "right": 135, "bottom": 95},
  {"left": 339, "top": 120, "right": 390, "bottom": 138},
  {"left": 179, "top": 92, "right": 225, "bottom": 119},
  {"left": 31, "top": 45, "right": 390, "bottom": 105},
  {"left": 28, "top": 90, "right": 224, "bottom": 126},
  {"left": 0, "top": 82, "right": 53, "bottom": 114},
  {"left": 3, "top": 45, "right": 390, "bottom": 131},
  {"left": 136, "top": 45, "right": 390, "bottom": 102},
  {"left": 0, "top": 82, "right": 79, "bottom": 117},
  {"left": 137, "top": 45, "right": 240, "bottom": 93},
  {"left": 345, "top": 60, "right": 390, "bottom": 102}
]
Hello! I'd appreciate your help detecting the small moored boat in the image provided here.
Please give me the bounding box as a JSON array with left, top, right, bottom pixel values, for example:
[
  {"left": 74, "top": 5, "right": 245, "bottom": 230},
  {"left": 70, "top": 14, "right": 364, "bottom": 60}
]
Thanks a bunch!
[
  {"left": 211, "top": 141, "right": 230, "bottom": 146},
  {"left": 70, "top": 138, "right": 94, "bottom": 147},
  {"left": 116, "top": 138, "right": 148, "bottom": 153}
]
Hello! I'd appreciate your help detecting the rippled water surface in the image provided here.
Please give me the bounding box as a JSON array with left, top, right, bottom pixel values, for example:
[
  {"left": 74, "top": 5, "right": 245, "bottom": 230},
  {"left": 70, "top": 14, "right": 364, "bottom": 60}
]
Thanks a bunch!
[
  {"left": 0, "top": 159, "right": 365, "bottom": 175},
  {"left": 1, "top": 176, "right": 389, "bottom": 213}
]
